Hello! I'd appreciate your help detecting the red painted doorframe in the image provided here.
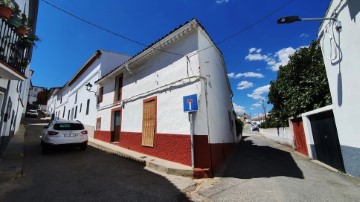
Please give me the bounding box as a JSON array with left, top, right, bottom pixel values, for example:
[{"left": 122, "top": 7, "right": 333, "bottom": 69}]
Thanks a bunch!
[{"left": 111, "top": 107, "right": 122, "bottom": 142}]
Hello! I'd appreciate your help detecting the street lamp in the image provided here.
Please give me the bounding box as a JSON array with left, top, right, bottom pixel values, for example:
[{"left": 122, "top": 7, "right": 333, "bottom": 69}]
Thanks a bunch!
[
  {"left": 277, "top": 15, "right": 342, "bottom": 32},
  {"left": 85, "top": 82, "right": 97, "bottom": 95},
  {"left": 85, "top": 82, "right": 93, "bottom": 91}
]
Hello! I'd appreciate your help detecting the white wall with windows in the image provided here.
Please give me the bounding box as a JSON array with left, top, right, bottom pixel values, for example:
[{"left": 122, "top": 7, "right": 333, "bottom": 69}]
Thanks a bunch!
[{"left": 48, "top": 51, "right": 130, "bottom": 138}]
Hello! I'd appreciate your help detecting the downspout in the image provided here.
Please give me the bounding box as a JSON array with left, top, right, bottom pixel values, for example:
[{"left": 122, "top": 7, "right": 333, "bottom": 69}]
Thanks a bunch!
[{"left": 203, "top": 75, "right": 214, "bottom": 174}]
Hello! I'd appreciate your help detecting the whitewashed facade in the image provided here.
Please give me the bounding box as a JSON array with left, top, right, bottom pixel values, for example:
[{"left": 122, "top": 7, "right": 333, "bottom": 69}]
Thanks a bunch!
[
  {"left": 95, "top": 19, "right": 237, "bottom": 176},
  {"left": 0, "top": 0, "right": 39, "bottom": 157},
  {"left": 46, "top": 50, "right": 131, "bottom": 138},
  {"left": 28, "top": 85, "right": 45, "bottom": 105},
  {"left": 317, "top": 0, "right": 360, "bottom": 177}
]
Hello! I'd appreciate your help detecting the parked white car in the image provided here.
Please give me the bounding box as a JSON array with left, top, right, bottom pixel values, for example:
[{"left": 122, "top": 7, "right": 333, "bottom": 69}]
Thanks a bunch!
[{"left": 41, "top": 120, "right": 88, "bottom": 153}]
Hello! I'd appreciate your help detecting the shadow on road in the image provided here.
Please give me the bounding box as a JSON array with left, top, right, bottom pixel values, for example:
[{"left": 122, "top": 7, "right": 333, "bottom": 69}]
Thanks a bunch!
[
  {"left": 1, "top": 118, "right": 192, "bottom": 202},
  {"left": 219, "top": 135, "right": 304, "bottom": 179}
]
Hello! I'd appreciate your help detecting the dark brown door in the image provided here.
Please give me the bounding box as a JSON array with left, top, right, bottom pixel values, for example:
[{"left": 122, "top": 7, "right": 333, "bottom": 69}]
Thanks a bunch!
[
  {"left": 292, "top": 118, "right": 309, "bottom": 156},
  {"left": 309, "top": 111, "right": 345, "bottom": 172},
  {"left": 113, "top": 110, "right": 121, "bottom": 142}
]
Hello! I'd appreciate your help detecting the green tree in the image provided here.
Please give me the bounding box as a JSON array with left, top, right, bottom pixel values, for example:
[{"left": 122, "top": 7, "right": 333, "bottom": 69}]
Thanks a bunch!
[
  {"left": 36, "top": 90, "right": 49, "bottom": 105},
  {"left": 268, "top": 41, "right": 332, "bottom": 126}
]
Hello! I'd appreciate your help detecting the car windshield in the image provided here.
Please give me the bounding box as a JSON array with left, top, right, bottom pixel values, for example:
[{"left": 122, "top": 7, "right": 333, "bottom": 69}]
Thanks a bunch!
[{"left": 54, "top": 123, "right": 84, "bottom": 130}]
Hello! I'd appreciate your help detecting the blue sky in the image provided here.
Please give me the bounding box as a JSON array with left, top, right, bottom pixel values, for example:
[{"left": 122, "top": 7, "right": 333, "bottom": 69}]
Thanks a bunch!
[{"left": 31, "top": 0, "right": 330, "bottom": 116}]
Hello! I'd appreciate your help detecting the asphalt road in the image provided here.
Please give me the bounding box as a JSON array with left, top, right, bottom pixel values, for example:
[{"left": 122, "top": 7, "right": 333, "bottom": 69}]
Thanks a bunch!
[
  {"left": 189, "top": 126, "right": 360, "bottom": 201},
  {"left": 0, "top": 118, "right": 190, "bottom": 202}
]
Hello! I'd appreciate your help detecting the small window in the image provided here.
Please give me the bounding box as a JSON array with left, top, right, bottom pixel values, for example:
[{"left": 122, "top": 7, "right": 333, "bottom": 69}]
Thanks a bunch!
[
  {"left": 96, "top": 117, "right": 101, "bottom": 130},
  {"left": 75, "top": 92, "right": 78, "bottom": 104},
  {"left": 98, "top": 87, "right": 103, "bottom": 104},
  {"left": 62, "top": 106, "right": 66, "bottom": 118},
  {"left": 86, "top": 99, "right": 90, "bottom": 115},
  {"left": 114, "top": 74, "right": 123, "bottom": 102},
  {"left": 67, "top": 110, "right": 70, "bottom": 120},
  {"left": 74, "top": 106, "right": 78, "bottom": 119},
  {"left": 80, "top": 103, "right": 82, "bottom": 112}
]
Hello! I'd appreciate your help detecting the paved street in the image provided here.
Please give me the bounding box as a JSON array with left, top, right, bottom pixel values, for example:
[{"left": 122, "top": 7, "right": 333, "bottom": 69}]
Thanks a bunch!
[
  {"left": 1, "top": 120, "right": 360, "bottom": 202},
  {"left": 189, "top": 127, "right": 360, "bottom": 201},
  {"left": 0, "top": 118, "right": 190, "bottom": 201}
]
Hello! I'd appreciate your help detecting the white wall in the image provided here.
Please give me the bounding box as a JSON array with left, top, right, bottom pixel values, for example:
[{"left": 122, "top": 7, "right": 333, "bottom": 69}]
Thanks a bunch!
[
  {"left": 100, "top": 51, "right": 131, "bottom": 77},
  {"left": 319, "top": 0, "right": 360, "bottom": 177},
  {"left": 260, "top": 127, "right": 294, "bottom": 148},
  {"left": 319, "top": 0, "right": 360, "bottom": 150},
  {"left": 98, "top": 31, "right": 200, "bottom": 135},
  {"left": 197, "top": 30, "right": 236, "bottom": 144},
  {"left": 50, "top": 51, "right": 130, "bottom": 132}
]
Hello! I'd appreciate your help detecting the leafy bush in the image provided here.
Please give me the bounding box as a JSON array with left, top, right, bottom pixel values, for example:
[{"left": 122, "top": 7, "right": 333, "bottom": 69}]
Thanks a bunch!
[{"left": 258, "top": 116, "right": 289, "bottom": 128}]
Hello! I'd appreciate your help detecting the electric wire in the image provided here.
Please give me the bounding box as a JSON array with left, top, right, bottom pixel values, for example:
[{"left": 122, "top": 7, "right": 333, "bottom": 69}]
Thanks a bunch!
[
  {"left": 198, "top": 0, "right": 297, "bottom": 53},
  {"left": 41, "top": 0, "right": 296, "bottom": 56},
  {"left": 40, "top": 0, "right": 184, "bottom": 56}
]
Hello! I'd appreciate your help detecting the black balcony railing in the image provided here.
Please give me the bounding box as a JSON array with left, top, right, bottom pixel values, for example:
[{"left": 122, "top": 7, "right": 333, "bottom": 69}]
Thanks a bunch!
[{"left": 0, "top": 18, "right": 31, "bottom": 76}]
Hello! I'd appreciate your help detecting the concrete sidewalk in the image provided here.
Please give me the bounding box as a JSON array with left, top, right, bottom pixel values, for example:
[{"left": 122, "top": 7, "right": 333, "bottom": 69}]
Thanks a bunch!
[
  {"left": 88, "top": 138, "right": 194, "bottom": 178},
  {"left": 0, "top": 124, "right": 25, "bottom": 181}
]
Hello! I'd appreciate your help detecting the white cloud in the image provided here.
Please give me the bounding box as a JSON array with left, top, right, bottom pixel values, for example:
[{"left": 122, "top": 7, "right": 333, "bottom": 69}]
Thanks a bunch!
[
  {"left": 228, "top": 72, "right": 264, "bottom": 79},
  {"left": 247, "top": 85, "right": 270, "bottom": 100},
  {"left": 245, "top": 46, "right": 301, "bottom": 71},
  {"left": 245, "top": 53, "right": 269, "bottom": 61},
  {"left": 300, "top": 33, "right": 309, "bottom": 38},
  {"left": 237, "top": 81, "right": 253, "bottom": 90},
  {"left": 252, "top": 102, "right": 262, "bottom": 108},
  {"left": 227, "top": 72, "right": 235, "bottom": 78},
  {"left": 233, "top": 103, "right": 245, "bottom": 114},
  {"left": 249, "top": 48, "right": 256, "bottom": 53},
  {"left": 216, "top": 0, "right": 229, "bottom": 4},
  {"left": 270, "top": 47, "right": 296, "bottom": 71}
]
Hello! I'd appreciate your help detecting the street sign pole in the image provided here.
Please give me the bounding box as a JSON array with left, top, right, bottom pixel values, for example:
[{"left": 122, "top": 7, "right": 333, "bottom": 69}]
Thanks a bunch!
[
  {"left": 183, "top": 94, "right": 198, "bottom": 168},
  {"left": 189, "top": 112, "right": 194, "bottom": 168}
]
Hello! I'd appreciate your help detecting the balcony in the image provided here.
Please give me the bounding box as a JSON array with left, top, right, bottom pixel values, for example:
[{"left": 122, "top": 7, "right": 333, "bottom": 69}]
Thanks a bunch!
[{"left": 0, "top": 18, "right": 32, "bottom": 80}]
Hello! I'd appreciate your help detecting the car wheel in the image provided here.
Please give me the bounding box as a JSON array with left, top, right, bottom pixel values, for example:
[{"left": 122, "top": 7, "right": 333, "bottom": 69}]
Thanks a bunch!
[{"left": 80, "top": 143, "right": 87, "bottom": 151}]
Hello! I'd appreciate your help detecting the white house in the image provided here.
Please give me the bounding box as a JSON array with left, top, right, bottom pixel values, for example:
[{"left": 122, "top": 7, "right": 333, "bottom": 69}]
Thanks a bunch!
[
  {"left": 28, "top": 84, "right": 45, "bottom": 105},
  {"left": 94, "top": 19, "right": 237, "bottom": 177},
  {"left": 0, "top": 0, "right": 39, "bottom": 158},
  {"left": 46, "top": 50, "right": 131, "bottom": 138},
  {"left": 313, "top": 0, "right": 360, "bottom": 178}
]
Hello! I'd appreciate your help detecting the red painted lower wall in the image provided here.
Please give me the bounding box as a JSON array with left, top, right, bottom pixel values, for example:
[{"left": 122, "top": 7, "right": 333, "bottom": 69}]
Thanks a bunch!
[
  {"left": 94, "top": 131, "right": 191, "bottom": 166},
  {"left": 94, "top": 131, "right": 236, "bottom": 177},
  {"left": 194, "top": 135, "right": 236, "bottom": 177},
  {"left": 94, "top": 130, "right": 112, "bottom": 143},
  {"left": 118, "top": 132, "right": 191, "bottom": 166}
]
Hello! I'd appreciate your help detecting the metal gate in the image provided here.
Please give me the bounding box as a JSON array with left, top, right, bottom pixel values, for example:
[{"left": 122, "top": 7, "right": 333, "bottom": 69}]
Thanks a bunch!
[
  {"left": 292, "top": 118, "right": 309, "bottom": 156},
  {"left": 309, "top": 110, "right": 345, "bottom": 172}
]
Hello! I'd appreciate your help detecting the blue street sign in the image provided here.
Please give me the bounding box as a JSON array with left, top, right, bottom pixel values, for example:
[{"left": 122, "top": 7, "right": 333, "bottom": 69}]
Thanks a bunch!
[{"left": 183, "top": 94, "right": 198, "bottom": 112}]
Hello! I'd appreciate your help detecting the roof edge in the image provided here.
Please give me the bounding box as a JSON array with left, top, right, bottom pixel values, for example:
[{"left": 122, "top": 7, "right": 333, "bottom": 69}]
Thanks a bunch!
[{"left": 68, "top": 50, "right": 102, "bottom": 86}]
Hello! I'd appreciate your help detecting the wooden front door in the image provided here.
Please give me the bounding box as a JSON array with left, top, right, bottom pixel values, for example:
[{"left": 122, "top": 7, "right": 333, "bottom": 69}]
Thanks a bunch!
[
  {"left": 113, "top": 110, "right": 121, "bottom": 142},
  {"left": 142, "top": 98, "right": 156, "bottom": 147},
  {"left": 292, "top": 118, "right": 309, "bottom": 156}
]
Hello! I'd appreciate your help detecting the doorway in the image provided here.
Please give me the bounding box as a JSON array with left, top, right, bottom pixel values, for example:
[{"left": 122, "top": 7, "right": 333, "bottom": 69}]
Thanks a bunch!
[
  {"left": 309, "top": 110, "right": 345, "bottom": 172},
  {"left": 112, "top": 110, "right": 121, "bottom": 142}
]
